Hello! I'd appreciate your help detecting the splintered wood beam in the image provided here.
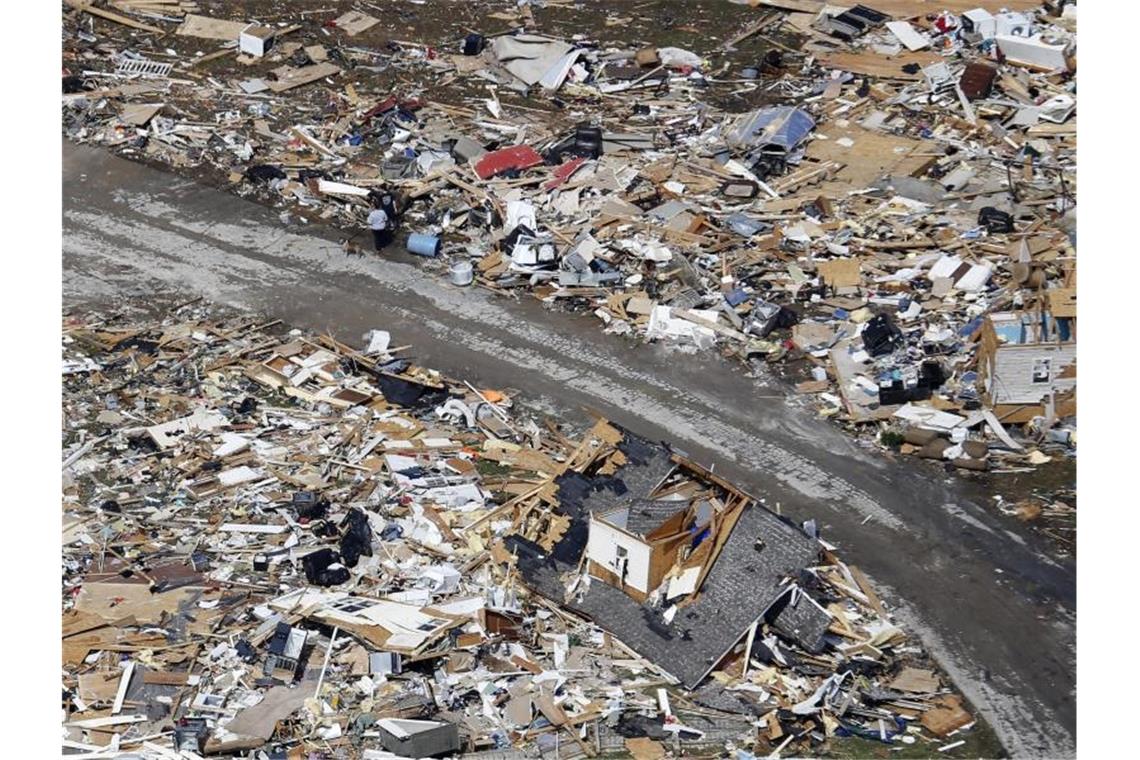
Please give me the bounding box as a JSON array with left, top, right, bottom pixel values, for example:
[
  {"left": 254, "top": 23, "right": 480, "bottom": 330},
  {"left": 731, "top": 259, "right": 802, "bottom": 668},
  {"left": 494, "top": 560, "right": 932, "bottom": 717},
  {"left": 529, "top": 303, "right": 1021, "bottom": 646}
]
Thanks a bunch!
[{"left": 66, "top": 0, "right": 167, "bottom": 34}]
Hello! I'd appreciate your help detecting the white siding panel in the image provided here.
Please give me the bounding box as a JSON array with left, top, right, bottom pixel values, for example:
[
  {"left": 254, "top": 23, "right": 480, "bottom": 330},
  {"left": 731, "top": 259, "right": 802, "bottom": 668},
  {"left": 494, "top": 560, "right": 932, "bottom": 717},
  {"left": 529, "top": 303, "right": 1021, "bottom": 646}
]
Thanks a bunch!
[
  {"left": 586, "top": 517, "right": 652, "bottom": 592},
  {"left": 991, "top": 344, "right": 1076, "bottom": 404}
]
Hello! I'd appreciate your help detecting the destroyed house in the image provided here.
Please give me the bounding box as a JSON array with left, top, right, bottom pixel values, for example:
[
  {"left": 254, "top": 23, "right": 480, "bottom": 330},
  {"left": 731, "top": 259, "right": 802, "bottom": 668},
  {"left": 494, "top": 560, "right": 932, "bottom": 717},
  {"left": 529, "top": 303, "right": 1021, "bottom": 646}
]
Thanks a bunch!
[
  {"left": 977, "top": 309, "right": 1075, "bottom": 423},
  {"left": 506, "top": 426, "right": 825, "bottom": 689},
  {"left": 586, "top": 498, "right": 708, "bottom": 602}
]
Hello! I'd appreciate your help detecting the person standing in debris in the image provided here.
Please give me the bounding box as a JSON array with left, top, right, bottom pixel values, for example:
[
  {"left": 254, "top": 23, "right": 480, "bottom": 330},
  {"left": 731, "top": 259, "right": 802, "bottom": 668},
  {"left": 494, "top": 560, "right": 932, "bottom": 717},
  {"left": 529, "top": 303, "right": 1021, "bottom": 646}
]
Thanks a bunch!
[
  {"left": 367, "top": 200, "right": 392, "bottom": 252},
  {"left": 379, "top": 191, "right": 400, "bottom": 230}
]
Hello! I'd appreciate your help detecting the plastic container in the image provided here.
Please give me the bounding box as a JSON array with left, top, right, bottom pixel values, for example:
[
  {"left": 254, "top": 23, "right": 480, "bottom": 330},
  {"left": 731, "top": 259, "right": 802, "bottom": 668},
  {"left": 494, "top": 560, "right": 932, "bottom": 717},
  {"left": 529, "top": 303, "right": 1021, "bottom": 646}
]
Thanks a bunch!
[
  {"left": 449, "top": 259, "right": 474, "bottom": 286},
  {"left": 406, "top": 233, "right": 441, "bottom": 258}
]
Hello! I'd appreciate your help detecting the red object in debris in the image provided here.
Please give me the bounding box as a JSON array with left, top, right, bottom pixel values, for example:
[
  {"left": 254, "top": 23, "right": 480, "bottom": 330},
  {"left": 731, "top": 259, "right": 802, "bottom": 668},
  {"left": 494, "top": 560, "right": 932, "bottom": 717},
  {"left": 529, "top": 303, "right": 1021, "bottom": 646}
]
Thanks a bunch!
[
  {"left": 474, "top": 145, "right": 545, "bottom": 180},
  {"left": 959, "top": 62, "right": 998, "bottom": 101},
  {"left": 363, "top": 95, "right": 399, "bottom": 120},
  {"left": 542, "top": 156, "right": 587, "bottom": 191},
  {"left": 362, "top": 96, "right": 425, "bottom": 121}
]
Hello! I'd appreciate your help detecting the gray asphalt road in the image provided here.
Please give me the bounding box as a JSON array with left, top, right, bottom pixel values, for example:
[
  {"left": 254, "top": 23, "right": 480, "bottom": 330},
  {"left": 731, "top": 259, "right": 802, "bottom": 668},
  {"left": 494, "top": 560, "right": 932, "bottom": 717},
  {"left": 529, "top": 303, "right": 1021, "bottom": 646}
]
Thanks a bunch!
[{"left": 63, "top": 142, "right": 1075, "bottom": 758}]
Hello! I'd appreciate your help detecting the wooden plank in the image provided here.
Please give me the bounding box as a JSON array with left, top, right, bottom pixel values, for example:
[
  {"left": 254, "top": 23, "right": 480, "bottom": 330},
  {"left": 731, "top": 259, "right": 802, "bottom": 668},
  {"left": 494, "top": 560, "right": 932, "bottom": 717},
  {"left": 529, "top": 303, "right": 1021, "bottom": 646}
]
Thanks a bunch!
[
  {"left": 66, "top": 0, "right": 166, "bottom": 34},
  {"left": 889, "top": 667, "right": 940, "bottom": 693},
  {"left": 78, "top": 672, "right": 122, "bottom": 702},
  {"left": 63, "top": 610, "right": 110, "bottom": 639},
  {"left": 856, "top": 237, "right": 937, "bottom": 251},
  {"left": 688, "top": 500, "right": 746, "bottom": 600},
  {"left": 817, "top": 258, "right": 862, "bottom": 288},
  {"left": 119, "top": 103, "right": 163, "bottom": 126},
  {"left": 1027, "top": 122, "right": 1076, "bottom": 137},
  {"left": 176, "top": 13, "right": 247, "bottom": 40},
  {"left": 268, "top": 62, "right": 342, "bottom": 93},
  {"left": 112, "top": 661, "right": 136, "bottom": 714},
  {"left": 289, "top": 126, "right": 340, "bottom": 158},
  {"left": 1048, "top": 287, "right": 1076, "bottom": 318},
  {"left": 921, "top": 695, "right": 973, "bottom": 736},
  {"left": 670, "top": 452, "right": 757, "bottom": 503},
  {"left": 189, "top": 47, "right": 234, "bottom": 67},
  {"left": 815, "top": 50, "right": 941, "bottom": 81},
  {"left": 334, "top": 10, "right": 380, "bottom": 36},
  {"left": 807, "top": 125, "right": 934, "bottom": 190},
  {"left": 142, "top": 670, "right": 190, "bottom": 686},
  {"left": 848, "top": 565, "right": 886, "bottom": 617},
  {"left": 65, "top": 715, "right": 148, "bottom": 729}
]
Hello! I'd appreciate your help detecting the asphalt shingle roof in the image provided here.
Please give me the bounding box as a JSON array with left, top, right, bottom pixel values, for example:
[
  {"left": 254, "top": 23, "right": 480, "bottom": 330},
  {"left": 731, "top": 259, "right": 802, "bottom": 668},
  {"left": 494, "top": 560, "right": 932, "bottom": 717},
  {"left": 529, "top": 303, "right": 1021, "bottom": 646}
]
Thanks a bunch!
[
  {"left": 621, "top": 498, "right": 687, "bottom": 538},
  {"left": 508, "top": 429, "right": 821, "bottom": 689}
]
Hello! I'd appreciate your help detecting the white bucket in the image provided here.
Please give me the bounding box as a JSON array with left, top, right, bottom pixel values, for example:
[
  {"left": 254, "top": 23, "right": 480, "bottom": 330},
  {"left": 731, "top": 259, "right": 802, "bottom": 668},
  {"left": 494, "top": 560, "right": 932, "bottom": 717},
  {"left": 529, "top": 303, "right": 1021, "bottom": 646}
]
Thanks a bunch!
[{"left": 449, "top": 259, "right": 474, "bottom": 286}]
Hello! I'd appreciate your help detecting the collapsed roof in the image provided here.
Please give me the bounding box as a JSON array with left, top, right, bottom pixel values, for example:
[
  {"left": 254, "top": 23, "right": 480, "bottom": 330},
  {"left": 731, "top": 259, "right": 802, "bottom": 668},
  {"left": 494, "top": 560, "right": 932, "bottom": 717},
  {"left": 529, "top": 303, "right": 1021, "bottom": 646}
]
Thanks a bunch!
[{"left": 506, "top": 427, "right": 825, "bottom": 689}]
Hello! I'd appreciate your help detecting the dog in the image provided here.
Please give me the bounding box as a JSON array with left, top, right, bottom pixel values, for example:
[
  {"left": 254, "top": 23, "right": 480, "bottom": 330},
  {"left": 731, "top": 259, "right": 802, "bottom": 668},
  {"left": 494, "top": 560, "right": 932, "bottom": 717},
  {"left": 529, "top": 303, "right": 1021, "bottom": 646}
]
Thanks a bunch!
[{"left": 340, "top": 238, "right": 365, "bottom": 258}]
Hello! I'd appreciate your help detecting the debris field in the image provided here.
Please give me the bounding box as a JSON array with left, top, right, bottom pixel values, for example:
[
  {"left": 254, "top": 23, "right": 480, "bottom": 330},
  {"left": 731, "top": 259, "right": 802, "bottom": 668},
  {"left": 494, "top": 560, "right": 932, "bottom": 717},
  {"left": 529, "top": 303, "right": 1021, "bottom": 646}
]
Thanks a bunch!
[
  {"left": 61, "top": 0, "right": 1077, "bottom": 491},
  {"left": 60, "top": 0, "right": 1079, "bottom": 756},
  {"left": 62, "top": 300, "right": 987, "bottom": 758}
]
